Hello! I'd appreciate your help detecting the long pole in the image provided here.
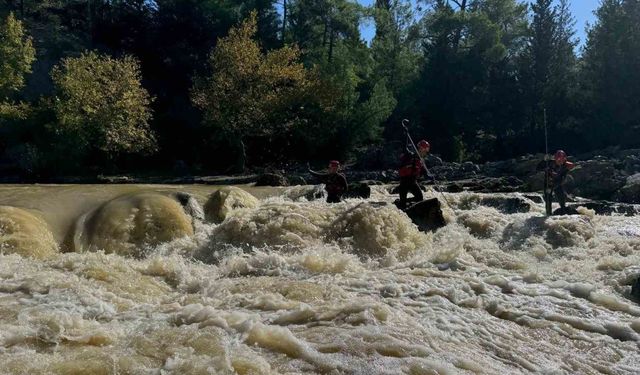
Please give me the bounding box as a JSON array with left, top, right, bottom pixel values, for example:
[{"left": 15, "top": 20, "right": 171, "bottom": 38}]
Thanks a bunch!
[
  {"left": 543, "top": 108, "right": 552, "bottom": 216},
  {"left": 401, "top": 119, "right": 456, "bottom": 214}
]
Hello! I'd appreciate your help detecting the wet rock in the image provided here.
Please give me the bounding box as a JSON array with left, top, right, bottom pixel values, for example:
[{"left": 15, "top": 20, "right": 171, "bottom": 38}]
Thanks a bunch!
[
  {"left": 255, "top": 173, "right": 289, "bottom": 187},
  {"left": 463, "top": 161, "right": 480, "bottom": 173},
  {"left": 523, "top": 194, "right": 544, "bottom": 204},
  {"left": 459, "top": 176, "right": 523, "bottom": 193},
  {"left": 481, "top": 196, "right": 531, "bottom": 214},
  {"left": 424, "top": 154, "right": 443, "bottom": 168},
  {"left": 483, "top": 155, "right": 542, "bottom": 179},
  {"left": 287, "top": 175, "right": 307, "bottom": 186},
  {"left": 399, "top": 198, "right": 446, "bottom": 232},
  {"left": 446, "top": 183, "right": 464, "bottom": 193},
  {"left": 623, "top": 154, "right": 640, "bottom": 174},
  {"left": 571, "top": 160, "right": 626, "bottom": 200},
  {"left": 344, "top": 182, "right": 371, "bottom": 199},
  {"left": 566, "top": 201, "right": 640, "bottom": 216},
  {"left": 552, "top": 206, "right": 580, "bottom": 216},
  {"left": 193, "top": 175, "right": 258, "bottom": 185},
  {"left": 97, "top": 175, "right": 133, "bottom": 184},
  {"left": 613, "top": 173, "right": 640, "bottom": 204}
]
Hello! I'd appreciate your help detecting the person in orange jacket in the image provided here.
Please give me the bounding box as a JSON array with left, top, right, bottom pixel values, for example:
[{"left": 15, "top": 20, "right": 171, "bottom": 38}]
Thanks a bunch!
[
  {"left": 397, "top": 140, "right": 431, "bottom": 209},
  {"left": 540, "top": 150, "right": 576, "bottom": 212}
]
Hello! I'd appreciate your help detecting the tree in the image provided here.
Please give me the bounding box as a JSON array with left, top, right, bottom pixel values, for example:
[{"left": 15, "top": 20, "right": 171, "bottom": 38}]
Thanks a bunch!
[
  {"left": 0, "top": 12, "right": 35, "bottom": 98},
  {"left": 51, "top": 52, "right": 156, "bottom": 158},
  {"left": 413, "top": 0, "right": 528, "bottom": 160},
  {"left": 371, "top": 0, "right": 421, "bottom": 97},
  {"left": 191, "top": 12, "right": 316, "bottom": 169},
  {"left": 580, "top": 0, "right": 640, "bottom": 149}
]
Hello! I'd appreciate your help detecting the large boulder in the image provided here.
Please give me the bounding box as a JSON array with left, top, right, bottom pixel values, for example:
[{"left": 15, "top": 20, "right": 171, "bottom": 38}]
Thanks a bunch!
[
  {"left": 571, "top": 160, "right": 627, "bottom": 200},
  {"left": 613, "top": 173, "right": 640, "bottom": 204},
  {"left": 397, "top": 198, "right": 446, "bottom": 232},
  {"left": 255, "top": 173, "right": 289, "bottom": 187},
  {"left": 483, "top": 155, "right": 542, "bottom": 179},
  {"left": 622, "top": 154, "right": 640, "bottom": 174}
]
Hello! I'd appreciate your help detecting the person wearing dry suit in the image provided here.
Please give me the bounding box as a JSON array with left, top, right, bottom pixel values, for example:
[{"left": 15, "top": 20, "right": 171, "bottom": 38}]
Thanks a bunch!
[
  {"left": 397, "top": 140, "right": 431, "bottom": 210},
  {"left": 308, "top": 160, "right": 348, "bottom": 203},
  {"left": 538, "top": 150, "right": 576, "bottom": 214}
]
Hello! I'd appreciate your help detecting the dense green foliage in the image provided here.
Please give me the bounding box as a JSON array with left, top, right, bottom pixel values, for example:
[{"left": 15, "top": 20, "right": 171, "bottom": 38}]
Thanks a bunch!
[
  {"left": 0, "top": 12, "right": 35, "bottom": 97},
  {"left": 51, "top": 52, "right": 155, "bottom": 157},
  {"left": 0, "top": 0, "right": 639, "bottom": 176}
]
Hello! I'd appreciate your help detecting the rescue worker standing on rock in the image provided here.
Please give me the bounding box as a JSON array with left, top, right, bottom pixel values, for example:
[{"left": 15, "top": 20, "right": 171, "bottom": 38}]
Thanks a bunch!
[
  {"left": 308, "top": 160, "right": 348, "bottom": 203},
  {"left": 541, "top": 150, "right": 576, "bottom": 214},
  {"left": 397, "top": 140, "right": 431, "bottom": 209}
]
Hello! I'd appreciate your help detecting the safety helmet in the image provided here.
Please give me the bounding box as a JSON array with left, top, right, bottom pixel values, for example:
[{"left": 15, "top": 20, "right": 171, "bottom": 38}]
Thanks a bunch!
[
  {"left": 554, "top": 150, "right": 567, "bottom": 160},
  {"left": 417, "top": 140, "right": 430, "bottom": 149}
]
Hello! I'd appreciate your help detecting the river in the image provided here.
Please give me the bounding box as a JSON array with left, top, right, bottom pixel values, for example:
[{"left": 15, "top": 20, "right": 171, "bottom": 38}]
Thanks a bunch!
[{"left": 0, "top": 184, "right": 638, "bottom": 374}]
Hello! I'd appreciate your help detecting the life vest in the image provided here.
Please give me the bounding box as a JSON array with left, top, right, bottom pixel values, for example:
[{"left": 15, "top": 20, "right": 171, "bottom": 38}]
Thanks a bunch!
[{"left": 399, "top": 153, "right": 423, "bottom": 178}]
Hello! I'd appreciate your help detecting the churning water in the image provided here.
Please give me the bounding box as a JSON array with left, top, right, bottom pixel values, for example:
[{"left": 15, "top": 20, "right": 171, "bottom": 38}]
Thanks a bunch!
[{"left": 0, "top": 184, "right": 638, "bottom": 374}]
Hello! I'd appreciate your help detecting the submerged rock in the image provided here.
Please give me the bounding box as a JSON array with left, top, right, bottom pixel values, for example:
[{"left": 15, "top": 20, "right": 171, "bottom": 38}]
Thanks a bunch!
[
  {"left": 70, "top": 193, "right": 194, "bottom": 257},
  {"left": 0, "top": 206, "right": 59, "bottom": 259},
  {"left": 204, "top": 187, "right": 259, "bottom": 223}
]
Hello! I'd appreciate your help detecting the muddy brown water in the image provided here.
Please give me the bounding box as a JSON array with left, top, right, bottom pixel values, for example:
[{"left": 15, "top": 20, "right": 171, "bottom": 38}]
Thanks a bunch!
[{"left": 0, "top": 184, "right": 639, "bottom": 374}]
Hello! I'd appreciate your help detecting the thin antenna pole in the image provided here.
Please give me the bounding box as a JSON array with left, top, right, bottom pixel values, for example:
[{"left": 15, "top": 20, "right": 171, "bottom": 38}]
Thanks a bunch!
[
  {"left": 543, "top": 108, "right": 552, "bottom": 216},
  {"left": 544, "top": 108, "right": 548, "bottom": 157}
]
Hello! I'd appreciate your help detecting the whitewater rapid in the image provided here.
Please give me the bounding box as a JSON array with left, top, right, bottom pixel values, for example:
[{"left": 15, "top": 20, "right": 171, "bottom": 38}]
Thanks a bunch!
[{"left": 0, "top": 184, "right": 638, "bottom": 374}]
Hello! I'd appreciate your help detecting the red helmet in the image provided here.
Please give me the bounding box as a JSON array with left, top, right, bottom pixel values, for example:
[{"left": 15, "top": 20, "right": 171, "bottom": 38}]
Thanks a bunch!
[
  {"left": 417, "top": 140, "right": 430, "bottom": 149},
  {"left": 554, "top": 150, "right": 567, "bottom": 160},
  {"left": 329, "top": 160, "right": 340, "bottom": 167}
]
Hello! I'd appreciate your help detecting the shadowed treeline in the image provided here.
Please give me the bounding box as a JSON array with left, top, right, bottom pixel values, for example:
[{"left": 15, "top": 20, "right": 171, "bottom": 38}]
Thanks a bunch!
[{"left": 0, "top": 0, "right": 638, "bottom": 177}]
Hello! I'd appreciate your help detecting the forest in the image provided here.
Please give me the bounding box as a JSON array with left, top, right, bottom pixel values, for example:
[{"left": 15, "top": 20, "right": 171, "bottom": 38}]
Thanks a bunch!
[{"left": 0, "top": 0, "right": 638, "bottom": 177}]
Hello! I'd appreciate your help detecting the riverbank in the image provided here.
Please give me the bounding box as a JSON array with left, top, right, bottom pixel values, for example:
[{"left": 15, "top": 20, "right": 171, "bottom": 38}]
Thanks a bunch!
[{"left": 2, "top": 146, "right": 639, "bottom": 204}]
